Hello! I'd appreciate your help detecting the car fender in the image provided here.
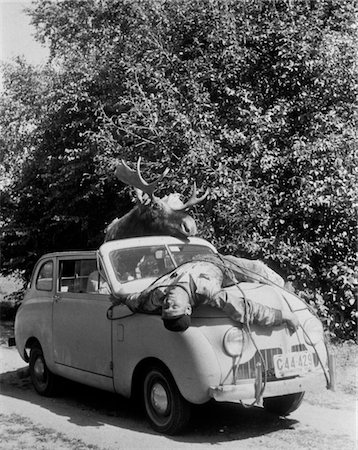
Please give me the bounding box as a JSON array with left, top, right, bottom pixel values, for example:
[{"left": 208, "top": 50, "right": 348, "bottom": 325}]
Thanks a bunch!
[
  {"left": 15, "top": 293, "right": 54, "bottom": 369},
  {"left": 112, "top": 313, "right": 222, "bottom": 404}
]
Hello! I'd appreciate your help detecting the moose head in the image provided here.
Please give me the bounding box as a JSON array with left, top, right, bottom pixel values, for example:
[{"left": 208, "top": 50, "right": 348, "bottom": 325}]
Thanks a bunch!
[{"left": 104, "top": 158, "right": 209, "bottom": 242}]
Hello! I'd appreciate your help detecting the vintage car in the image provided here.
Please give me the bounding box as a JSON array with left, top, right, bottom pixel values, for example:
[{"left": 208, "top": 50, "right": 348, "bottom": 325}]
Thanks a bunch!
[{"left": 14, "top": 236, "right": 333, "bottom": 434}]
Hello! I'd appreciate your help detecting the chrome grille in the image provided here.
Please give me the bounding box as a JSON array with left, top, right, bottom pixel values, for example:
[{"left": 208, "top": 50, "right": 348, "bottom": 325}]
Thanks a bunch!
[
  {"left": 236, "top": 348, "right": 282, "bottom": 381},
  {"left": 235, "top": 343, "right": 318, "bottom": 381},
  {"left": 291, "top": 344, "right": 306, "bottom": 352}
]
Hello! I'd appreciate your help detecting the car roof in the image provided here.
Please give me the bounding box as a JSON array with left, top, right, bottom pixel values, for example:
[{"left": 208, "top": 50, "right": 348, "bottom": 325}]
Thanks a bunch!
[
  {"left": 99, "top": 236, "right": 217, "bottom": 253},
  {"left": 37, "top": 236, "right": 217, "bottom": 260},
  {"left": 37, "top": 250, "right": 98, "bottom": 260}
]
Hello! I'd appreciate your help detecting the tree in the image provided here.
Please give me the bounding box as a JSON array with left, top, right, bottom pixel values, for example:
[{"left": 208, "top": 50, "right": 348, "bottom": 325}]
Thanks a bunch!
[{"left": 1, "top": 0, "right": 356, "bottom": 339}]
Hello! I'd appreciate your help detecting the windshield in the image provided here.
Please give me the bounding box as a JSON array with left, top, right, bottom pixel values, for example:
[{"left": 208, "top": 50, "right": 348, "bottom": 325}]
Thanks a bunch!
[{"left": 109, "top": 244, "right": 214, "bottom": 283}]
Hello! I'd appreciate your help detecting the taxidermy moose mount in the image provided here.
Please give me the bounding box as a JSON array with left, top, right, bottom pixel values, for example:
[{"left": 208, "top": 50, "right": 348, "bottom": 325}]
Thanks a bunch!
[
  {"left": 104, "top": 158, "right": 285, "bottom": 287},
  {"left": 104, "top": 158, "right": 209, "bottom": 242}
]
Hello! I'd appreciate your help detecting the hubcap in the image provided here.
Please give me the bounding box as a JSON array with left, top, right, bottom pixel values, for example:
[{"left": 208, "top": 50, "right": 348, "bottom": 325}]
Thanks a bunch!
[
  {"left": 34, "top": 357, "right": 46, "bottom": 382},
  {"left": 151, "top": 382, "right": 168, "bottom": 415}
]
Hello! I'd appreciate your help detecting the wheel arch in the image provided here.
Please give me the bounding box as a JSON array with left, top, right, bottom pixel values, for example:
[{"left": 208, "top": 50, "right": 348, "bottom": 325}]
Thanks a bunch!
[
  {"left": 112, "top": 316, "right": 223, "bottom": 404},
  {"left": 131, "top": 357, "right": 171, "bottom": 401},
  {"left": 28, "top": 343, "right": 58, "bottom": 396},
  {"left": 22, "top": 336, "right": 42, "bottom": 362}
]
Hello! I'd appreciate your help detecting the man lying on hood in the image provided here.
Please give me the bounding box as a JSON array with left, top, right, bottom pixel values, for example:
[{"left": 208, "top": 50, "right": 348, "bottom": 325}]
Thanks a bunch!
[{"left": 114, "top": 255, "right": 299, "bottom": 333}]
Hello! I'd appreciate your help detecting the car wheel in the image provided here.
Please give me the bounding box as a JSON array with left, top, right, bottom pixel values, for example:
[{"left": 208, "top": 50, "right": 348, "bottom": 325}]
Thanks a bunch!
[
  {"left": 29, "top": 346, "right": 57, "bottom": 396},
  {"left": 263, "top": 392, "right": 305, "bottom": 416},
  {"left": 143, "top": 365, "right": 191, "bottom": 435}
]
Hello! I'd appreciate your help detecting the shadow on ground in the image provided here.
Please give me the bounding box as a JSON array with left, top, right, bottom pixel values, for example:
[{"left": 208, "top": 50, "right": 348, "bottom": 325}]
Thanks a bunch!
[{"left": 0, "top": 365, "right": 298, "bottom": 444}]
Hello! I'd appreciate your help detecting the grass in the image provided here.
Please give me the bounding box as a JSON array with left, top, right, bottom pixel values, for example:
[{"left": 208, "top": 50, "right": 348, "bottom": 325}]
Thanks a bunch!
[{"left": 328, "top": 340, "right": 357, "bottom": 396}]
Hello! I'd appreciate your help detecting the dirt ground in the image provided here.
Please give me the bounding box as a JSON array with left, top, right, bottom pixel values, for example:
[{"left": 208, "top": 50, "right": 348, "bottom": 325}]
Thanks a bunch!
[{"left": 0, "top": 321, "right": 356, "bottom": 449}]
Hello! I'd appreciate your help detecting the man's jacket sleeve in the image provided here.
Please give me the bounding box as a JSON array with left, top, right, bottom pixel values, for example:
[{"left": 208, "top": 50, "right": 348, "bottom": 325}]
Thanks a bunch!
[
  {"left": 123, "top": 288, "right": 166, "bottom": 313},
  {"left": 209, "top": 291, "right": 283, "bottom": 327}
]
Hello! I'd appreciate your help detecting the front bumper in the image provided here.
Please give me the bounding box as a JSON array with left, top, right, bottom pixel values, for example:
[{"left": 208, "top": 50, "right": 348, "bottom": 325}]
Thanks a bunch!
[{"left": 209, "top": 370, "right": 323, "bottom": 404}]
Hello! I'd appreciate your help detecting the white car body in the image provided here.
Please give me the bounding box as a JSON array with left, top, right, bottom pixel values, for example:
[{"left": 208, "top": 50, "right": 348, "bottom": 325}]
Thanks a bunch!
[{"left": 14, "top": 236, "right": 332, "bottom": 434}]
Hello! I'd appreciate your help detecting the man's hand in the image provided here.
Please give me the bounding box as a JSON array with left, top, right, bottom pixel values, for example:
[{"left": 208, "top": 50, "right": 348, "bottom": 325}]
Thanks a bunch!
[
  {"left": 110, "top": 293, "right": 126, "bottom": 305},
  {"left": 281, "top": 310, "right": 299, "bottom": 334}
]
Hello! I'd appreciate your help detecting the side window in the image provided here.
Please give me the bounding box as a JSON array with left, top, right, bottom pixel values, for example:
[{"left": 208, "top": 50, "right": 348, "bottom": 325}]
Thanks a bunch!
[
  {"left": 59, "top": 260, "right": 76, "bottom": 292},
  {"left": 88, "top": 259, "right": 110, "bottom": 294},
  {"left": 58, "top": 259, "right": 109, "bottom": 294},
  {"left": 36, "top": 261, "right": 54, "bottom": 291}
]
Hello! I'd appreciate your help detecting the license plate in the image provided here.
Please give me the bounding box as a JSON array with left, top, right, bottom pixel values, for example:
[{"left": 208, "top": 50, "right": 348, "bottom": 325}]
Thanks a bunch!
[{"left": 273, "top": 351, "right": 314, "bottom": 378}]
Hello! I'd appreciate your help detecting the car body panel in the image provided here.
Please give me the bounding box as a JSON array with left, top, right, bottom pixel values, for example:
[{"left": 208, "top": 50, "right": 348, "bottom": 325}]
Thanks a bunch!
[
  {"left": 110, "top": 305, "right": 222, "bottom": 402},
  {"left": 15, "top": 256, "right": 56, "bottom": 365},
  {"left": 52, "top": 292, "right": 113, "bottom": 377},
  {"left": 15, "top": 236, "right": 329, "bottom": 408}
]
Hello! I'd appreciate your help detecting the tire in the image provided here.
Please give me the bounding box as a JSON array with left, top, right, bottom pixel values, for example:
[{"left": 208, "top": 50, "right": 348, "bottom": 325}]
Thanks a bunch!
[
  {"left": 143, "top": 365, "right": 191, "bottom": 435},
  {"left": 263, "top": 392, "right": 305, "bottom": 416},
  {"left": 29, "top": 346, "right": 57, "bottom": 396}
]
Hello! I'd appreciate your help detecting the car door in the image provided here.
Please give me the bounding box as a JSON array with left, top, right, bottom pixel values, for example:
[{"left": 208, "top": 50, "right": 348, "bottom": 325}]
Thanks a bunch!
[{"left": 52, "top": 256, "right": 113, "bottom": 378}]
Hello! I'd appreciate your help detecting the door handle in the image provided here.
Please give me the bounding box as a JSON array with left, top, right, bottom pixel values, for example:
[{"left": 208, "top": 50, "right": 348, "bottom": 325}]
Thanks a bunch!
[{"left": 53, "top": 294, "right": 61, "bottom": 302}]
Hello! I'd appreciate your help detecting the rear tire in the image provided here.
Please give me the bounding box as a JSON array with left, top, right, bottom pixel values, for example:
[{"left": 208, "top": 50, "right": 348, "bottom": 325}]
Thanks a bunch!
[
  {"left": 29, "top": 346, "right": 57, "bottom": 396},
  {"left": 263, "top": 392, "right": 305, "bottom": 416},
  {"left": 143, "top": 365, "right": 191, "bottom": 435}
]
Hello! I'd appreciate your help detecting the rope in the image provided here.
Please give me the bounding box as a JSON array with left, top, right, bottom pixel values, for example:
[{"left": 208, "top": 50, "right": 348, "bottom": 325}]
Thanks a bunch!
[
  {"left": 108, "top": 253, "right": 331, "bottom": 393},
  {"left": 214, "top": 253, "right": 268, "bottom": 404},
  {"left": 194, "top": 254, "right": 331, "bottom": 397}
]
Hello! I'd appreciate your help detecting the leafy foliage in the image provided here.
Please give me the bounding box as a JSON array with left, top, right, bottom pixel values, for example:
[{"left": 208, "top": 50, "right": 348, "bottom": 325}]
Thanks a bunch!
[{"left": 0, "top": 0, "right": 356, "bottom": 339}]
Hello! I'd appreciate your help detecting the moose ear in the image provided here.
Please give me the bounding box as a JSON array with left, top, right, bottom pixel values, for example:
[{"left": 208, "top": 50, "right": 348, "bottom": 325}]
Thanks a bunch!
[{"left": 134, "top": 188, "right": 151, "bottom": 205}]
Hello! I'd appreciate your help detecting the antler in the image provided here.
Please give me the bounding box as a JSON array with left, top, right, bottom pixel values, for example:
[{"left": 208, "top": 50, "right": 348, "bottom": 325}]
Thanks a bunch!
[
  {"left": 114, "top": 157, "right": 170, "bottom": 196},
  {"left": 174, "top": 182, "right": 209, "bottom": 211}
]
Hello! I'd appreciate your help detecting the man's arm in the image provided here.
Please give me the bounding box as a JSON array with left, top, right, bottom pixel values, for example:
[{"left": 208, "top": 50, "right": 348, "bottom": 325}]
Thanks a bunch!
[{"left": 112, "top": 288, "right": 166, "bottom": 314}]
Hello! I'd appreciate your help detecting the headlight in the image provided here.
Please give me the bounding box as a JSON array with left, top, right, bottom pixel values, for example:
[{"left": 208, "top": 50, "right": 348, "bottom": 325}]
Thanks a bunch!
[
  {"left": 303, "top": 317, "right": 324, "bottom": 346},
  {"left": 223, "top": 327, "right": 245, "bottom": 357}
]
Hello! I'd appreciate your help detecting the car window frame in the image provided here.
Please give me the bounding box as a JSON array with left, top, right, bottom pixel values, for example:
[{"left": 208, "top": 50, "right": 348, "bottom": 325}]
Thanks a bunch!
[
  {"left": 99, "top": 240, "right": 217, "bottom": 299},
  {"left": 35, "top": 259, "right": 54, "bottom": 292},
  {"left": 56, "top": 254, "right": 110, "bottom": 298}
]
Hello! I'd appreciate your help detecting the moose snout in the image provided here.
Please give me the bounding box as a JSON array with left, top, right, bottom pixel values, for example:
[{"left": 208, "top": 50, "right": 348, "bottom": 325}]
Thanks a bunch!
[{"left": 181, "top": 216, "right": 197, "bottom": 236}]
